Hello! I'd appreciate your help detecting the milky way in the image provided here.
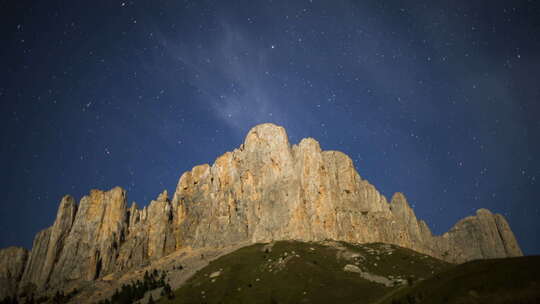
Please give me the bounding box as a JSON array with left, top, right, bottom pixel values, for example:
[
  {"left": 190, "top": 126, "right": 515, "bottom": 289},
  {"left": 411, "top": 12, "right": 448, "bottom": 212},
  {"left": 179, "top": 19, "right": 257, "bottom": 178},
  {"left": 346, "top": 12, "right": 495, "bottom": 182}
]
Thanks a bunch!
[{"left": 1, "top": 1, "right": 539, "bottom": 254}]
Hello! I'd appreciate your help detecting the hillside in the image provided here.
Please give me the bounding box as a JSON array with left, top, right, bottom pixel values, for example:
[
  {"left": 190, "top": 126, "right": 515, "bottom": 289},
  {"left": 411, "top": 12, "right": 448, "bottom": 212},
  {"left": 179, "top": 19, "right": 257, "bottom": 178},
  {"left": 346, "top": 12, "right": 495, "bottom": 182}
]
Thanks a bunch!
[
  {"left": 157, "top": 241, "right": 451, "bottom": 304},
  {"left": 380, "top": 255, "right": 540, "bottom": 304}
]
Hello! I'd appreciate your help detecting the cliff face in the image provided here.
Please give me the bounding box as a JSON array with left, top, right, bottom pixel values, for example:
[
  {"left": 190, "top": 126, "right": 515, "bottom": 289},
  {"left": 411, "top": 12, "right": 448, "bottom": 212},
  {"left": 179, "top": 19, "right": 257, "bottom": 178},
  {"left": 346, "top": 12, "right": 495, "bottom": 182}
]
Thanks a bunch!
[
  {"left": 0, "top": 247, "right": 27, "bottom": 299},
  {"left": 0, "top": 123, "right": 522, "bottom": 299}
]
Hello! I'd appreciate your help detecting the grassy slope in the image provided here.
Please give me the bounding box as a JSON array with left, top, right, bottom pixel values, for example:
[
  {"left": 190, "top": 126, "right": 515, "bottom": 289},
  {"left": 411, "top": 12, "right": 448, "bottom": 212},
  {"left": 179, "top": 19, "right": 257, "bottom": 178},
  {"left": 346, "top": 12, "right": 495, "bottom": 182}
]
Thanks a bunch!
[
  {"left": 381, "top": 256, "right": 540, "bottom": 304},
  {"left": 159, "top": 241, "right": 451, "bottom": 304}
]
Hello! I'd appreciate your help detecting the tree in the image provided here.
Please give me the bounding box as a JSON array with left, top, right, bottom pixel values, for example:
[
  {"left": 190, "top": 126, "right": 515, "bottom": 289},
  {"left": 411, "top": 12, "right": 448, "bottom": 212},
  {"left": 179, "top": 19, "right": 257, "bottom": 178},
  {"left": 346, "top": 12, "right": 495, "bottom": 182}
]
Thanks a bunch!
[
  {"left": 144, "top": 270, "right": 150, "bottom": 284},
  {"left": 163, "top": 283, "right": 174, "bottom": 299},
  {"left": 52, "top": 291, "right": 65, "bottom": 304}
]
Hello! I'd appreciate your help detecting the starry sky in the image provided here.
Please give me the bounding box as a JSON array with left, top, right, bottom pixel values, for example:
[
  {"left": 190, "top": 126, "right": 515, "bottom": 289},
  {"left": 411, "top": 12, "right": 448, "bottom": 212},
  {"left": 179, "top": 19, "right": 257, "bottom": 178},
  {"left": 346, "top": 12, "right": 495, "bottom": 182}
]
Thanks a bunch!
[{"left": 1, "top": 1, "right": 539, "bottom": 255}]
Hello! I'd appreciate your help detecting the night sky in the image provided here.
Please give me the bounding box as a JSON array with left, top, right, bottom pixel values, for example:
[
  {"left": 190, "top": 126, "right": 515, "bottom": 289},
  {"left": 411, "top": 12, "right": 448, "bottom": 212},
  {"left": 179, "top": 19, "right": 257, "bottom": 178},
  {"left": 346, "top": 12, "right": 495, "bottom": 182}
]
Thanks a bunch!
[{"left": 1, "top": 1, "right": 539, "bottom": 255}]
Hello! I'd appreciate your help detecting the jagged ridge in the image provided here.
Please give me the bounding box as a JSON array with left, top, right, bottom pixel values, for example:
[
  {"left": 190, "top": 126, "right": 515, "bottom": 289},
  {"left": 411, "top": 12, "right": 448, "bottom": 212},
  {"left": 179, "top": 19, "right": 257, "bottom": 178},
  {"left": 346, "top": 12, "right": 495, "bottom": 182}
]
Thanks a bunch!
[{"left": 0, "top": 123, "right": 522, "bottom": 300}]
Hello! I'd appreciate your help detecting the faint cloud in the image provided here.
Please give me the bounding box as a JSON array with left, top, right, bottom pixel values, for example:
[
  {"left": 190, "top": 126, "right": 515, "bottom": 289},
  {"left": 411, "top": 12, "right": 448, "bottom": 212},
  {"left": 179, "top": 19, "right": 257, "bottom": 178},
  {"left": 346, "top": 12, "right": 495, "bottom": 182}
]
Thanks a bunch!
[{"left": 158, "top": 20, "right": 287, "bottom": 135}]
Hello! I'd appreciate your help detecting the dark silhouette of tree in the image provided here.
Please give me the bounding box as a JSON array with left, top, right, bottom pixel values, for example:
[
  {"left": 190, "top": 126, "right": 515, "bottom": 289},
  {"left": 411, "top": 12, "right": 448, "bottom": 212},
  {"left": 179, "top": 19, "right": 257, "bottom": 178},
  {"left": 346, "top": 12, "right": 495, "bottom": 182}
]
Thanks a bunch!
[{"left": 98, "top": 269, "right": 171, "bottom": 304}]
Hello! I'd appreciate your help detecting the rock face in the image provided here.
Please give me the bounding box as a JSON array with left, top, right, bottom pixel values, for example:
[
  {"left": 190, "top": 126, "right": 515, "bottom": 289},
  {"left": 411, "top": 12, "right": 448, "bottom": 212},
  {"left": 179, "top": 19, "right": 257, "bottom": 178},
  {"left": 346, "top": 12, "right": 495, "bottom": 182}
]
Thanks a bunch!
[
  {"left": 0, "top": 123, "right": 523, "bottom": 300},
  {"left": 19, "top": 195, "right": 77, "bottom": 291},
  {"left": 0, "top": 247, "right": 28, "bottom": 299}
]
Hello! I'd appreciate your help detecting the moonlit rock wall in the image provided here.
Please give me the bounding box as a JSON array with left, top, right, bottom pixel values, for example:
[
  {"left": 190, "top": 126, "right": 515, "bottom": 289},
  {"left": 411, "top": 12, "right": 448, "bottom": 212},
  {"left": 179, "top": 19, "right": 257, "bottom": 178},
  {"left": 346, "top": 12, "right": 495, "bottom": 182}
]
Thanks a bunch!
[{"left": 0, "top": 123, "right": 522, "bottom": 299}]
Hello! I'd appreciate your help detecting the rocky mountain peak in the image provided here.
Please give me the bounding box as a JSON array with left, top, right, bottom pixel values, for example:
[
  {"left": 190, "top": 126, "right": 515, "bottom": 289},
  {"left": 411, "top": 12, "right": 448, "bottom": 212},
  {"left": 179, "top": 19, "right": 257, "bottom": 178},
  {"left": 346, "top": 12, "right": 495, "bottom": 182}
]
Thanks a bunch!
[
  {"left": 243, "top": 123, "right": 290, "bottom": 153},
  {"left": 389, "top": 192, "right": 415, "bottom": 218},
  {"left": 156, "top": 190, "right": 168, "bottom": 202},
  {"left": 298, "top": 137, "right": 320, "bottom": 148},
  {"left": 54, "top": 195, "right": 77, "bottom": 229}
]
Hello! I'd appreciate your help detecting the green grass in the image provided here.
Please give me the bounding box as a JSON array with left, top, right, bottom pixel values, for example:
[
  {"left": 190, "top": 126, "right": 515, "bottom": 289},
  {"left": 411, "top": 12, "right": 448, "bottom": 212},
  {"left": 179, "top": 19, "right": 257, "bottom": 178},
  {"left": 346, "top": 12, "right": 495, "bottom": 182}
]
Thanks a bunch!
[
  {"left": 381, "top": 255, "right": 540, "bottom": 304},
  {"left": 159, "top": 241, "right": 451, "bottom": 304},
  {"left": 341, "top": 242, "right": 450, "bottom": 281}
]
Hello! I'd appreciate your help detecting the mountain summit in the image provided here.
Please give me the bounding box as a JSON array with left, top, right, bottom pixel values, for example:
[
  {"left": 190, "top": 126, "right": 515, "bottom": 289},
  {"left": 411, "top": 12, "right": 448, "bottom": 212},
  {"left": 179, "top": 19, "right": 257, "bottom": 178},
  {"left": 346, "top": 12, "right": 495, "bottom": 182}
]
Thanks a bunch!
[{"left": 0, "top": 123, "right": 522, "bottom": 301}]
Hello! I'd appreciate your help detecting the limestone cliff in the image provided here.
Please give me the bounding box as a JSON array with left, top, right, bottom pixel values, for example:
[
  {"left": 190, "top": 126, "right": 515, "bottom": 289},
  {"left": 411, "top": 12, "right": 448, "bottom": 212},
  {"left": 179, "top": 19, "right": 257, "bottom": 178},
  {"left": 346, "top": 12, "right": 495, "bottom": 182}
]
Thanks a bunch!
[{"left": 0, "top": 123, "right": 522, "bottom": 300}]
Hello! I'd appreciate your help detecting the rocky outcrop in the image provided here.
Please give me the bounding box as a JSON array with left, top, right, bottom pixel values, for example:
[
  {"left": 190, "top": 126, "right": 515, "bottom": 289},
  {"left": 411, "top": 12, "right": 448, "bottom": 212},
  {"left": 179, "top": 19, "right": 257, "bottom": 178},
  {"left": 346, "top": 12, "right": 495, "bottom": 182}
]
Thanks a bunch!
[
  {"left": 0, "top": 123, "right": 523, "bottom": 300},
  {"left": 19, "top": 195, "right": 77, "bottom": 291},
  {"left": 147, "top": 190, "right": 176, "bottom": 259},
  {"left": 432, "top": 209, "right": 523, "bottom": 262},
  {"left": 46, "top": 187, "right": 128, "bottom": 289}
]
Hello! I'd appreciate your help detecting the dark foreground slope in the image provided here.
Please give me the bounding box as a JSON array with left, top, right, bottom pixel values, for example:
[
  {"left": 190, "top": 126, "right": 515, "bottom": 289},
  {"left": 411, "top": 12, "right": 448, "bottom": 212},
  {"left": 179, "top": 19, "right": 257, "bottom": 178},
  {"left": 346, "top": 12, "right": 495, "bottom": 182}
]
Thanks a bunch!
[
  {"left": 381, "top": 255, "right": 540, "bottom": 304},
  {"left": 159, "top": 241, "right": 451, "bottom": 304}
]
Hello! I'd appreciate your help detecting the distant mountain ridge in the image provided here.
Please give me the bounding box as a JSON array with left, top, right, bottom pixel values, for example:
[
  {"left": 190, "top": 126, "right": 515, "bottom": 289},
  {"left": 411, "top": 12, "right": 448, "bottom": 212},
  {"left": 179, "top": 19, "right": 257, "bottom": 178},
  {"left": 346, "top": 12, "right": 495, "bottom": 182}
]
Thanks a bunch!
[{"left": 0, "top": 123, "right": 522, "bottom": 301}]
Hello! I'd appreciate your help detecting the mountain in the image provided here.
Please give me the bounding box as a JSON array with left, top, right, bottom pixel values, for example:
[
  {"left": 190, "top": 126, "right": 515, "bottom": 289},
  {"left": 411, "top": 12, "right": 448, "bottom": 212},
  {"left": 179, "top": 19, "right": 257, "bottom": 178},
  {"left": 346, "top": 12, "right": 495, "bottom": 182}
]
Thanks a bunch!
[{"left": 0, "top": 123, "right": 522, "bottom": 302}]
